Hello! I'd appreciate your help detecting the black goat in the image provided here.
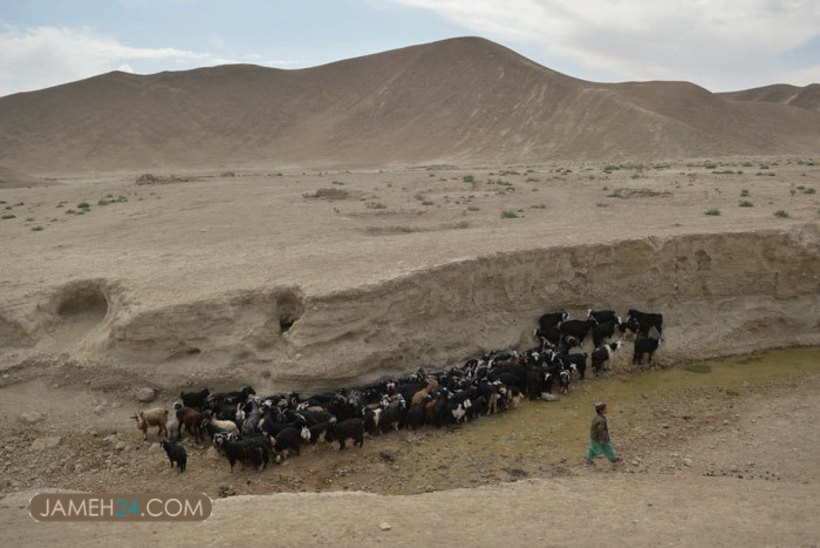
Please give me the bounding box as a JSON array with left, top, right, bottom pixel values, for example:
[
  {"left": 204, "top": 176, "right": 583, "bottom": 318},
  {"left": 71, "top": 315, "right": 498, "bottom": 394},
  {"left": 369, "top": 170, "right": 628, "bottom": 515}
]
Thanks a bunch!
[
  {"left": 627, "top": 309, "right": 663, "bottom": 338},
  {"left": 326, "top": 418, "right": 364, "bottom": 450},
  {"left": 633, "top": 337, "right": 661, "bottom": 365},
  {"left": 179, "top": 388, "right": 210, "bottom": 411},
  {"left": 159, "top": 439, "right": 187, "bottom": 473}
]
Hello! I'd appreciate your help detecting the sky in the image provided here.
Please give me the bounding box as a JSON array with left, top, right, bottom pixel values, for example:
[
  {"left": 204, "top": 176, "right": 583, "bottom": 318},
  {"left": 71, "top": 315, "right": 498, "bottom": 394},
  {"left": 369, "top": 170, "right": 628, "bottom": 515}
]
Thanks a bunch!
[{"left": 1, "top": 0, "right": 818, "bottom": 98}]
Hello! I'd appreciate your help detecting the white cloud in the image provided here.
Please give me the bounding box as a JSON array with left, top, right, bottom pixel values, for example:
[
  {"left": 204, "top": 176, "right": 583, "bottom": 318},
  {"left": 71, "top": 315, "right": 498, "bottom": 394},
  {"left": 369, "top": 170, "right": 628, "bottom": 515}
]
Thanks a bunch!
[
  {"left": 0, "top": 26, "right": 212, "bottom": 96},
  {"left": 388, "top": 0, "right": 820, "bottom": 90}
]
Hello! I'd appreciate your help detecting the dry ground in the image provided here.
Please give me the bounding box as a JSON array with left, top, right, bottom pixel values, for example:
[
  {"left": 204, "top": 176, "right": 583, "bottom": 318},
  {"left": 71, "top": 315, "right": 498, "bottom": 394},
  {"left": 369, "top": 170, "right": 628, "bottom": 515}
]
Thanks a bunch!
[
  {"left": 1, "top": 157, "right": 819, "bottom": 546},
  {"left": 1, "top": 349, "right": 818, "bottom": 547}
]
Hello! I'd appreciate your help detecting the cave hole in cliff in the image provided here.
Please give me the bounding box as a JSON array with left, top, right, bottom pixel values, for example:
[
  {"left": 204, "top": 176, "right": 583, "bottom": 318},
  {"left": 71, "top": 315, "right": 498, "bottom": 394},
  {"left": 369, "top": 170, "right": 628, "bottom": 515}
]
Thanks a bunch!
[
  {"left": 56, "top": 284, "right": 109, "bottom": 323},
  {"left": 275, "top": 288, "right": 305, "bottom": 334}
]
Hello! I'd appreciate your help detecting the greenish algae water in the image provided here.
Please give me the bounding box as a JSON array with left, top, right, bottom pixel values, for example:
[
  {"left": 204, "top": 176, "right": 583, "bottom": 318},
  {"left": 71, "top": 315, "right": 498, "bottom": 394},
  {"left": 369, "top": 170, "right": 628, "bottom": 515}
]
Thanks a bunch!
[{"left": 384, "top": 347, "right": 820, "bottom": 494}]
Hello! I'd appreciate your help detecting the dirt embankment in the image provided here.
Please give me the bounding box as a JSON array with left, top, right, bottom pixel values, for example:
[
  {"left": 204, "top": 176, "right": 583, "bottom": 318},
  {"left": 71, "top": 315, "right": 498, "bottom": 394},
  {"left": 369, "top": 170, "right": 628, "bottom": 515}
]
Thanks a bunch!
[{"left": 2, "top": 224, "right": 818, "bottom": 394}]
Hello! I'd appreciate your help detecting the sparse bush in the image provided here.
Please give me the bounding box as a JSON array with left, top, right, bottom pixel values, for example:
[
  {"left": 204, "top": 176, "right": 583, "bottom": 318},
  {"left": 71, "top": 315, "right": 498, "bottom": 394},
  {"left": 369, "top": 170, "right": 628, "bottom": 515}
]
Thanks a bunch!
[
  {"left": 77, "top": 202, "right": 90, "bottom": 210},
  {"left": 739, "top": 201, "right": 754, "bottom": 207},
  {"left": 501, "top": 210, "right": 519, "bottom": 218},
  {"left": 31, "top": 225, "right": 44, "bottom": 231},
  {"left": 421, "top": 200, "right": 434, "bottom": 206},
  {"left": 455, "top": 221, "right": 470, "bottom": 229},
  {"left": 803, "top": 187, "right": 816, "bottom": 194},
  {"left": 462, "top": 175, "right": 475, "bottom": 183},
  {"left": 1, "top": 214, "right": 15, "bottom": 220},
  {"left": 530, "top": 204, "right": 546, "bottom": 209},
  {"left": 773, "top": 210, "right": 789, "bottom": 218},
  {"left": 740, "top": 189, "right": 750, "bottom": 197},
  {"left": 466, "top": 206, "right": 480, "bottom": 212},
  {"left": 704, "top": 209, "right": 721, "bottom": 216},
  {"left": 606, "top": 188, "right": 624, "bottom": 198},
  {"left": 365, "top": 202, "right": 386, "bottom": 209}
]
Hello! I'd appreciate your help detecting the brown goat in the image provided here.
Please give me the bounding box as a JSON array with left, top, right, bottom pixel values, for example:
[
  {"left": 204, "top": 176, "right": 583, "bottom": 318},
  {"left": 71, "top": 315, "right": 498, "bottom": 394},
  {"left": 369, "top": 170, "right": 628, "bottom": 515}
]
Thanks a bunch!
[
  {"left": 174, "top": 404, "right": 204, "bottom": 442},
  {"left": 133, "top": 408, "right": 169, "bottom": 441},
  {"left": 411, "top": 378, "right": 439, "bottom": 406}
]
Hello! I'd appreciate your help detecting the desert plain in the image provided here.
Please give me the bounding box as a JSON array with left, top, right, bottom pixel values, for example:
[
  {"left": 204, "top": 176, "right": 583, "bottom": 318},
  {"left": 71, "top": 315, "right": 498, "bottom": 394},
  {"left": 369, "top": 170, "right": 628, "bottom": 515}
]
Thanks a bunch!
[{"left": 0, "top": 37, "right": 819, "bottom": 546}]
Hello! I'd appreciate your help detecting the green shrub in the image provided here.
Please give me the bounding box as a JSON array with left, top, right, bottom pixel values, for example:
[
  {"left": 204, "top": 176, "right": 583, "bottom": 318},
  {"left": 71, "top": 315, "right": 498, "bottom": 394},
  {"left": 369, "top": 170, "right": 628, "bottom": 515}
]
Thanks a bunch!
[
  {"left": 462, "top": 175, "right": 475, "bottom": 183},
  {"left": 501, "top": 210, "right": 519, "bottom": 218},
  {"left": 704, "top": 209, "right": 721, "bottom": 216},
  {"left": 365, "top": 202, "right": 386, "bottom": 209},
  {"left": 31, "top": 225, "right": 44, "bottom": 232},
  {"left": 466, "top": 206, "right": 480, "bottom": 211},
  {"left": 606, "top": 188, "right": 624, "bottom": 198},
  {"left": 1, "top": 214, "right": 15, "bottom": 220},
  {"left": 773, "top": 210, "right": 789, "bottom": 218},
  {"left": 530, "top": 204, "right": 546, "bottom": 209},
  {"left": 738, "top": 201, "right": 754, "bottom": 207},
  {"left": 77, "top": 202, "right": 91, "bottom": 209},
  {"left": 740, "top": 189, "right": 749, "bottom": 197}
]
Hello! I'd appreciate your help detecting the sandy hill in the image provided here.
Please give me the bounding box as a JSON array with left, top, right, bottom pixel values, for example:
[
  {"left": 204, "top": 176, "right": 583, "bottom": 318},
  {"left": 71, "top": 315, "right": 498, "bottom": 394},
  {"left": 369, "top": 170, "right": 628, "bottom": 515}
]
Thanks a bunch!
[
  {"left": 1, "top": 36, "right": 819, "bottom": 174},
  {"left": 718, "top": 83, "right": 820, "bottom": 111}
]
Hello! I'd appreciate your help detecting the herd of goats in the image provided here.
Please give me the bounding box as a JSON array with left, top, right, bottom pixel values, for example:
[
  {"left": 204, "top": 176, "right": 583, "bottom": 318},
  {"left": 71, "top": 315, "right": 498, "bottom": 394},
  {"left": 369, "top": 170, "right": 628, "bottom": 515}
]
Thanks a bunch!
[{"left": 134, "top": 308, "right": 664, "bottom": 474}]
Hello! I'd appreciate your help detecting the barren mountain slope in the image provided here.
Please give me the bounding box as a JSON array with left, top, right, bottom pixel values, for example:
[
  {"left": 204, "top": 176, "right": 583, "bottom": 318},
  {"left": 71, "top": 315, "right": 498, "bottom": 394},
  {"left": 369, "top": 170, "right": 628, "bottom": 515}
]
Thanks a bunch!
[
  {"left": 1, "top": 37, "right": 819, "bottom": 173},
  {"left": 718, "top": 83, "right": 820, "bottom": 111}
]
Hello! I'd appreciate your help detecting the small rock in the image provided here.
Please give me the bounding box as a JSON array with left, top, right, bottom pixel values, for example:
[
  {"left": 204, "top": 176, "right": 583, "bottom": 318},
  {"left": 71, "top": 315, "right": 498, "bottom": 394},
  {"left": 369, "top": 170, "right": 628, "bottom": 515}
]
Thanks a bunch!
[
  {"left": 93, "top": 405, "right": 106, "bottom": 416},
  {"left": 379, "top": 522, "right": 392, "bottom": 531},
  {"left": 682, "top": 458, "right": 693, "bottom": 467},
  {"left": 148, "top": 443, "right": 161, "bottom": 453},
  {"left": 19, "top": 412, "right": 44, "bottom": 425},
  {"left": 114, "top": 441, "right": 126, "bottom": 451},
  {"left": 31, "top": 436, "right": 61, "bottom": 451},
  {"left": 729, "top": 464, "right": 739, "bottom": 473},
  {"left": 136, "top": 388, "right": 156, "bottom": 403},
  {"left": 103, "top": 434, "right": 118, "bottom": 445}
]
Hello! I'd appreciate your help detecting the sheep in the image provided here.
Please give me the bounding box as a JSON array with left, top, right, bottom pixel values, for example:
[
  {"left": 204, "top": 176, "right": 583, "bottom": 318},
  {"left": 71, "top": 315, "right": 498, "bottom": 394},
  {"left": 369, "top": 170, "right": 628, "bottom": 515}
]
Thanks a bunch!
[
  {"left": 159, "top": 439, "right": 187, "bottom": 473},
  {"left": 133, "top": 408, "right": 169, "bottom": 441}
]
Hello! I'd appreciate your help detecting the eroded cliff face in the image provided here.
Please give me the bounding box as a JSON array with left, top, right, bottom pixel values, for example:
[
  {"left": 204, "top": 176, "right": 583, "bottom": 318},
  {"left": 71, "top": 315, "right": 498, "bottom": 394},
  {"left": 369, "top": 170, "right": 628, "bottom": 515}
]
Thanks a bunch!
[{"left": 2, "top": 224, "right": 818, "bottom": 393}]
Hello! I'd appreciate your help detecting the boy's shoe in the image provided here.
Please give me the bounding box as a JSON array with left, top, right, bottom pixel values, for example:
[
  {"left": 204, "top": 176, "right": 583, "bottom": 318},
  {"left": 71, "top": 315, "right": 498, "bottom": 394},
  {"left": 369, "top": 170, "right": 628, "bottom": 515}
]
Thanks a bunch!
[
  {"left": 611, "top": 457, "right": 623, "bottom": 463},
  {"left": 586, "top": 459, "right": 596, "bottom": 466}
]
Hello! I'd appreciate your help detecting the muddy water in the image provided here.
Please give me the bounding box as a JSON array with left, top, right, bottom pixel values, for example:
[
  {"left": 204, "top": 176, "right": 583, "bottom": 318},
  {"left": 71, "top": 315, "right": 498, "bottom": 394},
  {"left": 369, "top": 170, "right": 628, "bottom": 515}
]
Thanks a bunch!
[{"left": 383, "top": 347, "right": 820, "bottom": 494}]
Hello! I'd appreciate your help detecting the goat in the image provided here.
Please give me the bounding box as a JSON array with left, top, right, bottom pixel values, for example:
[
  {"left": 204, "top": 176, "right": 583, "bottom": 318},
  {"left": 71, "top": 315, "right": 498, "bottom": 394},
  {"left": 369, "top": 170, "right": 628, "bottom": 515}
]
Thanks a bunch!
[
  {"left": 626, "top": 309, "right": 663, "bottom": 338},
  {"left": 133, "top": 408, "right": 169, "bottom": 441},
  {"left": 592, "top": 341, "right": 623, "bottom": 375},
  {"left": 326, "top": 418, "right": 364, "bottom": 450},
  {"left": 174, "top": 403, "right": 203, "bottom": 443},
  {"left": 179, "top": 388, "right": 210, "bottom": 411},
  {"left": 159, "top": 439, "right": 187, "bottom": 473},
  {"left": 633, "top": 337, "right": 661, "bottom": 365}
]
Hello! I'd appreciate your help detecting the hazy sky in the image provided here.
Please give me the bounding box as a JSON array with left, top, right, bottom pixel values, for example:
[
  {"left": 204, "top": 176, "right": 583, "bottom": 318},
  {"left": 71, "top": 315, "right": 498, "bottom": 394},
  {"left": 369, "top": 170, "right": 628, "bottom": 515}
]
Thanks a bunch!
[{"left": 1, "top": 0, "right": 818, "bottom": 97}]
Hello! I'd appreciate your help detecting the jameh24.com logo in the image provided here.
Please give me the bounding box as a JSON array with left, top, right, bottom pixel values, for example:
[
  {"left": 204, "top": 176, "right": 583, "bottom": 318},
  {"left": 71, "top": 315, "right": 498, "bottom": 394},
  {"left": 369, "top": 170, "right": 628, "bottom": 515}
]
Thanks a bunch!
[{"left": 29, "top": 493, "right": 211, "bottom": 522}]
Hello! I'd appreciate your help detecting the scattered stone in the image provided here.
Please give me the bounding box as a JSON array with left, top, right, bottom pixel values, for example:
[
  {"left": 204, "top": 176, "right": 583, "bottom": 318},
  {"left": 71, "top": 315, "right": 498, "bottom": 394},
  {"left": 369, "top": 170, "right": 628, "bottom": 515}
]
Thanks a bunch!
[
  {"left": 148, "top": 443, "right": 161, "bottom": 453},
  {"left": 729, "top": 464, "right": 739, "bottom": 473},
  {"left": 541, "top": 392, "right": 559, "bottom": 401},
  {"left": 19, "top": 412, "right": 44, "bottom": 425},
  {"left": 136, "top": 388, "right": 156, "bottom": 403},
  {"left": 94, "top": 405, "right": 107, "bottom": 416},
  {"left": 682, "top": 458, "right": 693, "bottom": 467},
  {"left": 103, "top": 434, "right": 118, "bottom": 446},
  {"left": 31, "top": 436, "right": 61, "bottom": 451},
  {"left": 114, "top": 441, "right": 126, "bottom": 451},
  {"left": 379, "top": 522, "right": 392, "bottom": 531}
]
